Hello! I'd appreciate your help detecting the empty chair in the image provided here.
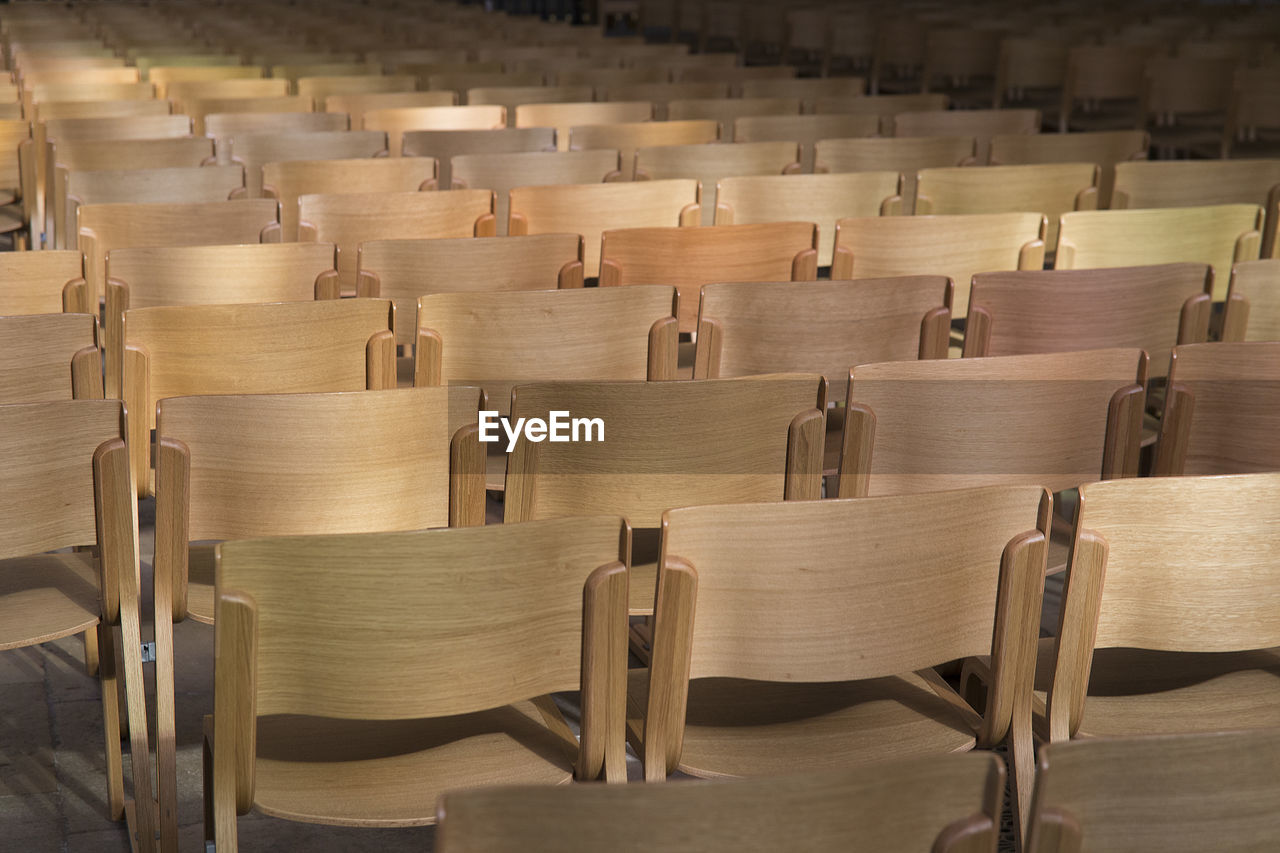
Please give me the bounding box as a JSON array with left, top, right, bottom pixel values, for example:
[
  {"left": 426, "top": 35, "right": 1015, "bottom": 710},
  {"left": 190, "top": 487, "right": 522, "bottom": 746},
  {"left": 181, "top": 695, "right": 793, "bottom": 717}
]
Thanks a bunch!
[
  {"left": 33, "top": 98, "right": 171, "bottom": 122},
  {"left": 0, "top": 248, "right": 85, "bottom": 314},
  {"left": 1055, "top": 205, "right": 1264, "bottom": 301},
  {"left": 666, "top": 96, "right": 802, "bottom": 130},
  {"left": 739, "top": 76, "right": 867, "bottom": 110},
  {"left": 1222, "top": 67, "right": 1280, "bottom": 159},
  {"left": 325, "top": 91, "right": 458, "bottom": 127},
  {"left": 263, "top": 157, "right": 436, "bottom": 241},
  {"left": 993, "top": 37, "right": 1068, "bottom": 114},
  {"left": 634, "top": 141, "right": 800, "bottom": 225},
  {"left": 1140, "top": 57, "right": 1237, "bottom": 155},
  {"left": 815, "top": 136, "right": 976, "bottom": 212},
  {"left": 516, "top": 101, "right": 653, "bottom": 151},
  {"left": 225, "top": 129, "right": 388, "bottom": 197},
  {"left": 437, "top": 752, "right": 1005, "bottom": 853},
  {"left": 509, "top": 180, "right": 700, "bottom": 278},
  {"left": 814, "top": 92, "right": 949, "bottom": 135},
  {"left": 831, "top": 212, "right": 1047, "bottom": 319},
  {"left": 921, "top": 28, "right": 1002, "bottom": 105},
  {"left": 364, "top": 104, "right": 506, "bottom": 157},
  {"left": 734, "top": 113, "right": 880, "bottom": 173},
  {"left": 601, "top": 82, "right": 728, "bottom": 119},
  {"left": 0, "top": 312, "right": 101, "bottom": 402},
  {"left": 164, "top": 77, "right": 290, "bottom": 106},
  {"left": 205, "top": 111, "right": 350, "bottom": 152},
  {"left": 989, "top": 130, "right": 1149, "bottom": 209},
  {"left": 426, "top": 71, "right": 544, "bottom": 99},
  {"left": 569, "top": 119, "right": 719, "bottom": 180},
  {"left": 674, "top": 64, "right": 799, "bottom": 94},
  {"left": 714, "top": 172, "right": 899, "bottom": 266},
  {"left": 182, "top": 95, "right": 313, "bottom": 136},
  {"left": 467, "top": 85, "right": 593, "bottom": 127},
  {"left": 895, "top": 108, "right": 1040, "bottom": 165},
  {"left": 403, "top": 127, "right": 556, "bottom": 188},
  {"left": 295, "top": 73, "right": 416, "bottom": 105},
  {"left": 451, "top": 149, "right": 620, "bottom": 236},
  {"left": 1223, "top": 258, "right": 1280, "bottom": 342},
  {"left": 146, "top": 64, "right": 262, "bottom": 97},
  {"left": 600, "top": 222, "right": 818, "bottom": 333},
  {"left": 1060, "top": 44, "right": 1156, "bottom": 132}
]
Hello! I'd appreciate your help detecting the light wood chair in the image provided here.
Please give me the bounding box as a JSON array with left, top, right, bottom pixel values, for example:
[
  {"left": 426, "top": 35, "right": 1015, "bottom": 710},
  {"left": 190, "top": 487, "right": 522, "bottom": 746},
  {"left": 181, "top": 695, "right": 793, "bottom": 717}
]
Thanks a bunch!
[
  {"left": 425, "top": 70, "right": 546, "bottom": 100},
  {"left": 733, "top": 113, "right": 879, "bottom": 173},
  {"left": 558, "top": 66, "right": 667, "bottom": 91},
  {"left": 146, "top": 64, "right": 262, "bottom": 98},
  {"left": 0, "top": 311, "right": 101, "bottom": 402},
  {"left": 1223, "top": 258, "right": 1280, "bottom": 343},
  {"left": 325, "top": 91, "right": 458, "bottom": 127},
  {"left": 164, "top": 77, "right": 290, "bottom": 106},
  {"left": 516, "top": 101, "right": 653, "bottom": 151},
  {"left": 600, "top": 222, "right": 818, "bottom": 333},
  {"left": 600, "top": 82, "right": 729, "bottom": 120},
  {"left": 920, "top": 27, "right": 1002, "bottom": 104},
  {"left": 451, "top": 149, "right": 620, "bottom": 236},
  {"left": 298, "top": 189, "right": 495, "bottom": 287},
  {"left": 437, "top": 751, "right": 1006, "bottom": 853},
  {"left": 1139, "top": 56, "right": 1237, "bottom": 156},
  {"left": 634, "top": 141, "right": 801, "bottom": 225},
  {"left": 1055, "top": 204, "right": 1265, "bottom": 301},
  {"left": 993, "top": 37, "right": 1068, "bottom": 114},
  {"left": 137, "top": 57, "right": 246, "bottom": 83},
  {"left": 1059, "top": 44, "right": 1156, "bottom": 132},
  {"left": 205, "top": 111, "right": 351, "bottom": 157},
  {"left": 508, "top": 179, "right": 700, "bottom": 278},
  {"left": 815, "top": 136, "right": 976, "bottom": 213},
  {"left": 1027, "top": 730, "right": 1280, "bottom": 853},
  {"left": 1222, "top": 66, "right": 1280, "bottom": 159},
  {"left": 206, "top": 513, "right": 628, "bottom": 849},
  {"left": 739, "top": 76, "right": 867, "bottom": 110},
  {"left": 989, "top": 130, "right": 1149, "bottom": 210},
  {"left": 673, "top": 64, "right": 799, "bottom": 94},
  {"left": 270, "top": 62, "right": 380, "bottom": 90},
  {"left": 568, "top": 119, "right": 719, "bottom": 180},
  {"left": 403, "top": 126, "right": 556, "bottom": 188},
  {"left": 225, "top": 129, "right": 388, "bottom": 197},
  {"left": 666, "top": 96, "right": 802, "bottom": 131},
  {"left": 0, "top": 249, "right": 86, "bottom": 315},
  {"left": 262, "top": 157, "right": 436, "bottom": 241},
  {"left": 814, "top": 92, "right": 949, "bottom": 135},
  {"left": 364, "top": 105, "right": 506, "bottom": 157},
  {"left": 467, "top": 85, "right": 594, "bottom": 127},
  {"left": 33, "top": 98, "right": 171, "bottom": 122},
  {"left": 832, "top": 212, "right": 1047, "bottom": 319},
  {"left": 714, "top": 172, "right": 901, "bottom": 267},
  {"left": 182, "top": 95, "right": 313, "bottom": 136},
  {"left": 295, "top": 73, "right": 416, "bottom": 105},
  {"left": 895, "top": 108, "right": 1040, "bottom": 165},
  {"left": 0, "top": 400, "right": 156, "bottom": 850},
  {"left": 0, "top": 118, "right": 32, "bottom": 246},
  {"left": 636, "top": 485, "right": 1048, "bottom": 840}
]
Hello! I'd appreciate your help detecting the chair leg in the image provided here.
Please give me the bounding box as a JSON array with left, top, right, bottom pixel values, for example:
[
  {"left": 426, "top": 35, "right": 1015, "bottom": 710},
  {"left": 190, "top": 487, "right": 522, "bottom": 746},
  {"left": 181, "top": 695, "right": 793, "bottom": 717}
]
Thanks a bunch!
[
  {"left": 97, "top": 622, "right": 126, "bottom": 821},
  {"left": 202, "top": 717, "right": 215, "bottom": 850},
  {"left": 154, "top": 604, "right": 180, "bottom": 852},
  {"left": 1008, "top": 706, "right": 1036, "bottom": 852},
  {"left": 84, "top": 625, "right": 99, "bottom": 676}
]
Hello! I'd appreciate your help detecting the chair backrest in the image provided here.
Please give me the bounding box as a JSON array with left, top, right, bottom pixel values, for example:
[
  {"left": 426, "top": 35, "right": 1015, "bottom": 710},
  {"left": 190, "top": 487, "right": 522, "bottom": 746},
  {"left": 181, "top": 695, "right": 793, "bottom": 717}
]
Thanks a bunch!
[
  {"left": 364, "top": 105, "right": 507, "bottom": 157},
  {"left": 504, "top": 375, "right": 827, "bottom": 527},
  {"left": 1140, "top": 56, "right": 1237, "bottom": 127},
  {"left": 840, "top": 348, "right": 1148, "bottom": 498},
  {"left": 437, "top": 752, "right": 1006, "bottom": 853},
  {"left": 34, "top": 98, "right": 170, "bottom": 122},
  {"left": 694, "top": 276, "right": 951, "bottom": 396},
  {"left": 666, "top": 96, "right": 801, "bottom": 130},
  {"left": 270, "top": 62, "right": 380, "bottom": 86},
  {"left": 1155, "top": 341, "right": 1280, "bottom": 476},
  {"left": 814, "top": 92, "right": 949, "bottom": 135},
  {"left": 508, "top": 179, "right": 700, "bottom": 278},
  {"left": 325, "top": 90, "right": 458, "bottom": 127},
  {"left": 994, "top": 37, "right": 1068, "bottom": 108},
  {"left": 0, "top": 312, "right": 101, "bottom": 402},
  {"left": 1061, "top": 45, "right": 1153, "bottom": 128},
  {"left": 402, "top": 126, "right": 556, "bottom": 187},
  {"left": 425, "top": 70, "right": 543, "bottom": 98},
  {"left": 989, "top": 130, "right": 1149, "bottom": 209},
  {"left": 1055, "top": 204, "right": 1264, "bottom": 301},
  {"left": 206, "top": 111, "right": 350, "bottom": 150},
  {"left": 123, "top": 298, "right": 396, "bottom": 494},
  {"left": 466, "top": 85, "right": 593, "bottom": 126},
  {"left": 416, "top": 285, "right": 679, "bottom": 406},
  {"left": 713, "top": 172, "right": 898, "bottom": 267},
  {"left": 1223, "top": 258, "right": 1280, "bottom": 343},
  {"left": 0, "top": 249, "right": 85, "bottom": 314},
  {"left": 295, "top": 73, "right": 416, "bottom": 104},
  {"left": 815, "top": 136, "right": 976, "bottom": 210},
  {"left": 895, "top": 108, "right": 1040, "bottom": 165},
  {"left": 183, "top": 95, "right": 313, "bottom": 136},
  {"left": 165, "top": 77, "right": 290, "bottom": 105},
  {"left": 1027, "top": 729, "right": 1280, "bottom": 853},
  {"left": 516, "top": 101, "right": 653, "bottom": 151},
  {"left": 739, "top": 76, "right": 866, "bottom": 109},
  {"left": 147, "top": 64, "right": 262, "bottom": 97},
  {"left": 733, "top": 113, "right": 879, "bottom": 173},
  {"left": 263, "top": 157, "right": 436, "bottom": 241},
  {"left": 674, "top": 64, "right": 799, "bottom": 93},
  {"left": 600, "top": 222, "right": 818, "bottom": 333},
  {"left": 558, "top": 66, "right": 666, "bottom": 90},
  {"left": 451, "top": 149, "right": 620, "bottom": 236},
  {"left": 967, "top": 264, "right": 1212, "bottom": 376},
  {"left": 568, "top": 119, "right": 719, "bottom": 179},
  {"left": 600, "top": 82, "right": 729, "bottom": 119},
  {"left": 226, "top": 129, "right": 388, "bottom": 197},
  {"left": 1046, "top": 472, "right": 1280, "bottom": 741},
  {"left": 832, "top": 212, "right": 1047, "bottom": 319},
  {"left": 634, "top": 141, "right": 800, "bottom": 225}
]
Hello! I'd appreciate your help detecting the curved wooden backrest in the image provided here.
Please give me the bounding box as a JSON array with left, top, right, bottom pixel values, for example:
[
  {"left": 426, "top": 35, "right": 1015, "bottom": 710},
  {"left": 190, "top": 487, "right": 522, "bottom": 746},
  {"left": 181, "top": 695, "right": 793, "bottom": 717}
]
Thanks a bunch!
[
  {"left": 42, "top": 113, "right": 191, "bottom": 143},
  {"left": 325, "top": 90, "right": 457, "bottom": 126},
  {"left": 733, "top": 113, "right": 879, "bottom": 172},
  {"left": 815, "top": 135, "right": 975, "bottom": 210},
  {"left": 226, "top": 129, "right": 388, "bottom": 197},
  {"left": 264, "top": 157, "right": 437, "bottom": 241},
  {"left": 1223, "top": 258, "right": 1280, "bottom": 343},
  {"left": 516, "top": 100, "right": 653, "bottom": 151},
  {"left": 695, "top": 276, "right": 951, "bottom": 394},
  {"left": 425, "top": 70, "right": 544, "bottom": 98},
  {"left": 357, "top": 234, "right": 585, "bottom": 346},
  {"left": 740, "top": 76, "right": 867, "bottom": 107},
  {"left": 270, "top": 62, "right": 380, "bottom": 84},
  {"left": 29, "top": 81, "right": 154, "bottom": 112},
  {"left": 148, "top": 64, "right": 263, "bottom": 98},
  {"left": 164, "top": 77, "right": 290, "bottom": 104},
  {"left": 437, "top": 751, "right": 1004, "bottom": 853},
  {"left": 674, "top": 64, "right": 799, "bottom": 92},
  {"left": 183, "top": 95, "right": 312, "bottom": 136},
  {"left": 994, "top": 38, "right": 1068, "bottom": 107},
  {"left": 895, "top": 109, "right": 1039, "bottom": 165},
  {"left": 509, "top": 179, "right": 700, "bottom": 278},
  {"left": 568, "top": 119, "right": 719, "bottom": 179},
  {"left": 451, "top": 149, "right": 620, "bottom": 236},
  {"left": 1055, "top": 204, "right": 1264, "bottom": 301},
  {"left": 666, "top": 97, "right": 802, "bottom": 129},
  {"left": 0, "top": 249, "right": 85, "bottom": 315},
  {"left": 295, "top": 74, "right": 416, "bottom": 103},
  {"left": 635, "top": 141, "right": 800, "bottom": 226},
  {"left": 714, "top": 172, "right": 899, "bottom": 266},
  {"left": 558, "top": 66, "right": 667, "bottom": 89},
  {"left": 466, "top": 86, "right": 593, "bottom": 127},
  {"left": 600, "top": 221, "right": 818, "bottom": 333},
  {"left": 34, "top": 98, "right": 170, "bottom": 121},
  {"left": 840, "top": 348, "right": 1148, "bottom": 497},
  {"left": 832, "top": 212, "right": 1046, "bottom": 319},
  {"left": 402, "top": 126, "right": 556, "bottom": 187},
  {"left": 813, "top": 92, "right": 949, "bottom": 134},
  {"left": 0, "top": 312, "right": 101, "bottom": 402},
  {"left": 505, "top": 374, "right": 827, "bottom": 528},
  {"left": 364, "top": 105, "right": 506, "bottom": 156},
  {"left": 601, "top": 82, "right": 729, "bottom": 119},
  {"left": 206, "top": 110, "right": 349, "bottom": 143},
  {"left": 22, "top": 66, "right": 140, "bottom": 89}
]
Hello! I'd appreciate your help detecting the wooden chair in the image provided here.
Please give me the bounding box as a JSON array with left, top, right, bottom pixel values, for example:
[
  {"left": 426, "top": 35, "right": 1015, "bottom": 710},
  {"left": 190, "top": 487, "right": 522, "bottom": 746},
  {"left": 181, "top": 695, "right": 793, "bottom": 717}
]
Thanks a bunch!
[
  {"left": 739, "top": 76, "right": 867, "bottom": 110},
  {"left": 0, "top": 400, "right": 156, "bottom": 850},
  {"left": 437, "top": 752, "right": 1006, "bottom": 853},
  {"left": 1055, "top": 205, "right": 1264, "bottom": 301},
  {"left": 0, "top": 118, "right": 31, "bottom": 246},
  {"left": 558, "top": 66, "right": 666, "bottom": 91},
  {"left": 364, "top": 105, "right": 506, "bottom": 158},
  {"left": 225, "top": 129, "right": 388, "bottom": 197},
  {"left": 666, "top": 96, "right": 802, "bottom": 132},
  {"left": 914, "top": 163, "right": 1099, "bottom": 253},
  {"left": 921, "top": 28, "right": 1002, "bottom": 105},
  {"left": 634, "top": 141, "right": 800, "bottom": 225},
  {"left": 993, "top": 37, "right": 1068, "bottom": 114},
  {"left": 894, "top": 108, "right": 1040, "bottom": 165},
  {"left": 164, "top": 77, "right": 290, "bottom": 106},
  {"left": 509, "top": 179, "right": 700, "bottom": 278},
  {"left": 1154, "top": 341, "right": 1280, "bottom": 475},
  {"left": 600, "top": 222, "right": 818, "bottom": 333},
  {"left": 989, "top": 130, "right": 1149, "bottom": 209},
  {"left": 451, "top": 149, "right": 620, "bottom": 236},
  {"left": 516, "top": 101, "right": 653, "bottom": 152},
  {"left": 182, "top": 95, "right": 313, "bottom": 136},
  {"left": 403, "top": 127, "right": 556, "bottom": 188},
  {"left": 0, "top": 249, "right": 85, "bottom": 315},
  {"left": 467, "top": 85, "right": 593, "bottom": 127},
  {"left": 815, "top": 136, "right": 976, "bottom": 213},
  {"left": 733, "top": 113, "right": 879, "bottom": 174},
  {"left": 636, "top": 485, "right": 1048, "bottom": 840},
  {"left": 298, "top": 189, "right": 495, "bottom": 287},
  {"left": 568, "top": 119, "right": 719, "bottom": 180},
  {"left": 270, "top": 62, "right": 380, "bottom": 90},
  {"left": 1140, "top": 56, "right": 1237, "bottom": 156},
  {"left": 0, "top": 312, "right": 101, "bottom": 402},
  {"left": 814, "top": 92, "right": 949, "bottom": 135},
  {"left": 262, "top": 157, "right": 436, "bottom": 241},
  {"left": 1027, "top": 730, "right": 1280, "bottom": 852},
  {"left": 206, "top": 514, "right": 628, "bottom": 849},
  {"left": 426, "top": 70, "right": 545, "bottom": 100},
  {"left": 713, "top": 172, "right": 899, "bottom": 267},
  {"left": 600, "top": 82, "right": 728, "bottom": 120},
  {"left": 673, "top": 64, "right": 799, "bottom": 94},
  {"left": 33, "top": 98, "right": 171, "bottom": 122},
  {"left": 1222, "top": 67, "right": 1280, "bottom": 159},
  {"left": 145, "top": 64, "right": 262, "bottom": 98},
  {"left": 205, "top": 111, "right": 350, "bottom": 157},
  {"left": 295, "top": 73, "right": 416, "bottom": 105},
  {"left": 156, "top": 385, "right": 488, "bottom": 848},
  {"left": 1060, "top": 44, "right": 1154, "bottom": 132},
  {"left": 832, "top": 212, "right": 1047, "bottom": 319},
  {"left": 325, "top": 91, "right": 458, "bottom": 127},
  {"left": 1223, "top": 258, "right": 1280, "bottom": 342}
]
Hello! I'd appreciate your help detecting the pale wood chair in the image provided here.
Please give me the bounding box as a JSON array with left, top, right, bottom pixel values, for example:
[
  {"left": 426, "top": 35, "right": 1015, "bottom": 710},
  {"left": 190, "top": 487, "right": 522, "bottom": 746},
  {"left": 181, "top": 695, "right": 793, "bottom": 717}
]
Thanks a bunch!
[
  {"left": 568, "top": 119, "right": 719, "bottom": 180},
  {"left": 666, "top": 96, "right": 802, "bottom": 131},
  {"left": 426, "top": 70, "right": 545, "bottom": 100},
  {"left": 714, "top": 172, "right": 901, "bottom": 266},
  {"left": 1223, "top": 258, "right": 1280, "bottom": 342},
  {"left": 673, "top": 64, "right": 799, "bottom": 95},
  {"left": 205, "top": 111, "right": 351, "bottom": 157},
  {"left": 1222, "top": 66, "right": 1280, "bottom": 159},
  {"left": 636, "top": 485, "right": 1048, "bottom": 840},
  {"left": 27, "top": 81, "right": 155, "bottom": 119},
  {"left": 815, "top": 136, "right": 976, "bottom": 213},
  {"left": 298, "top": 189, "right": 496, "bottom": 287},
  {"left": 634, "top": 141, "right": 801, "bottom": 225},
  {"left": 989, "top": 130, "right": 1149, "bottom": 210},
  {"left": 364, "top": 105, "right": 506, "bottom": 157},
  {"left": 600, "top": 82, "right": 729, "bottom": 120},
  {"left": 270, "top": 62, "right": 380, "bottom": 90},
  {"left": 467, "top": 85, "right": 593, "bottom": 127},
  {"left": 1055, "top": 204, "right": 1265, "bottom": 301},
  {"left": 895, "top": 108, "right": 1040, "bottom": 165},
  {"left": 0, "top": 400, "right": 156, "bottom": 850},
  {"left": 325, "top": 91, "right": 458, "bottom": 127},
  {"left": 1060, "top": 44, "right": 1155, "bottom": 132},
  {"left": 263, "top": 157, "right": 436, "bottom": 241},
  {"left": 0, "top": 311, "right": 101, "bottom": 402},
  {"left": 1139, "top": 56, "right": 1237, "bottom": 156},
  {"left": 832, "top": 212, "right": 1047, "bottom": 319},
  {"left": 0, "top": 118, "right": 31, "bottom": 246},
  {"left": 33, "top": 98, "right": 170, "bottom": 122},
  {"left": 182, "top": 95, "right": 313, "bottom": 136},
  {"left": 600, "top": 222, "right": 818, "bottom": 333},
  {"left": 156, "top": 385, "right": 488, "bottom": 849},
  {"left": 224, "top": 129, "right": 388, "bottom": 197},
  {"left": 164, "top": 77, "right": 290, "bottom": 106},
  {"left": 403, "top": 127, "right": 556, "bottom": 188},
  {"left": 0, "top": 249, "right": 86, "bottom": 314},
  {"left": 137, "top": 57, "right": 245, "bottom": 82},
  {"left": 146, "top": 64, "right": 262, "bottom": 98},
  {"left": 734, "top": 113, "right": 880, "bottom": 173},
  {"left": 1027, "top": 730, "right": 1280, "bottom": 853},
  {"left": 206, "top": 513, "right": 628, "bottom": 849},
  {"left": 993, "top": 37, "right": 1068, "bottom": 114},
  {"left": 295, "top": 73, "right": 416, "bottom": 105},
  {"left": 739, "top": 76, "right": 867, "bottom": 111},
  {"left": 516, "top": 101, "right": 653, "bottom": 151},
  {"left": 558, "top": 66, "right": 667, "bottom": 91},
  {"left": 509, "top": 179, "right": 700, "bottom": 278},
  {"left": 921, "top": 27, "right": 1002, "bottom": 105},
  {"left": 451, "top": 149, "right": 620, "bottom": 236},
  {"left": 437, "top": 752, "right": 1006, "bottom": 853},
  {"left": 814, "top": 92, "right": 949, "bottom": 135}
]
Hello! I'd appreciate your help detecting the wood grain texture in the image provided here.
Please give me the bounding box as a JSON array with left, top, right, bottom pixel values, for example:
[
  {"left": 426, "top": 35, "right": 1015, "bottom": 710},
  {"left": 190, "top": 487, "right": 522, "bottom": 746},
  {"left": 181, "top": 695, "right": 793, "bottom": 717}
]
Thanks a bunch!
[
  {"left": 895, "top": 109, "right": 1039, "bottom": 165},
  {"left": 667, "top": 97, "right": 801, "bottom": 130},
  {"left": 33, "top": 98, "right": 170, "bottom": 121},
  {"left": 740, "top": 76, "right": 867, "bottom": 109},
  {"left": 264, "top": 157, "right": 437, "bottom": 241},
  {"left": 209, "top": 112, "right": 352, "bottom": 149},
  {"left": 0, "top": 312, "right": 100, "bottom": 402},
  {"left": 568, "top": 119, "right": 719, "bottom": 179},
  {"left": 182, "top": 95, "right": 312, "bottom": 136},
  {"left": 402, "top": 127, "right": 556, "bottom": 187},
  {"left": 989, "top": 130, "right": 1149, "bottom": 209},
  {"left": 634, "top": 141, "right": 801, "bottom": 226},
  {"left": 325, "top": 90, "right": 458, "bottom": 126},
  {"left": 147, "top": 65, "right": 263, "bottom": 97},
  {"left": 296, "top": 74, "right": 416, "bottom": 104},
  {"left": 466, "top": 86, "right": 593, "bottom": 127},
  {"left": 733, "top": 113, "right": 880, "bottom": 173},
  {"left": 515, "top": 100, "right": 652, "bottom": 151},
  {"left": 452, "top": 149, "right": 619, "bottom": 236},
  {"left": 0, "top": 248, "right": 84, "bottom": 315},
  {"left": 164, "top": 77, "right": 290, "bottom": 106},
  {"left": 815, "top": 136, "right": 976, "bottom": 211},
  {"left": 814, "top": 92, "right": 949, "bottom": 135},
  {"left": 364, "top": 105, "right": 506, "bottom": 157},
  {"left": 224, "top": 129, "right": 386, "bottom": 197},
  {"left": 600, "top": 83, "right": 728, "bottom": 120},
  {"left": 1223, "top": 258, "right": 1280, "bottom": 343}
]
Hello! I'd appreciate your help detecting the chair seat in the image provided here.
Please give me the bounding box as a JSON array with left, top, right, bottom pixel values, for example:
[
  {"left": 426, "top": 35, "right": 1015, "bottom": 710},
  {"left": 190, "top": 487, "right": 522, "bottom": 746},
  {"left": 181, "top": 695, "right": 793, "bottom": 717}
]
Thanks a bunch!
[
  {"left": 187, "top": 544, "right": 217, "bottom": 624},
  {"left": 630, "top": 670, "right": 977, "bottom": 779},
  {"left": 0, "top": 551, "right": 100, "bottom": 649},
  {"left": 252, "top": 701, "right": 576, "bottom": 827}
]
